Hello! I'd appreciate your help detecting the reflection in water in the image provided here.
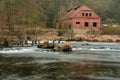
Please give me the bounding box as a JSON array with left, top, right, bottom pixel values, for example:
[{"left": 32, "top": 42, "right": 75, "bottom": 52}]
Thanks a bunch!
[
  {"left": 0, "top": 42, "right": 120, "bottom": 80},
  {"left": 0, "top": 55, "right": 120, "bottom": 80}
]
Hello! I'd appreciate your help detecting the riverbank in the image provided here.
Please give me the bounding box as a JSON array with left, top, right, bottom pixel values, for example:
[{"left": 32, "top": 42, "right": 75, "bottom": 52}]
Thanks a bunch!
[
  {"left": 74, "top": 34, "right": 120, "bottom": 42},
  {"left": 0, "top": 35, "right": 120, "bottom": 48},
  {"left": 30, "top": 29, "right": 120, "bottom": 42},
  {"left": 37, "top": 34, "right": 120, "bottom": 42},
  {"left": 0, "top": 29, "right": 120, "bottom": 45}
]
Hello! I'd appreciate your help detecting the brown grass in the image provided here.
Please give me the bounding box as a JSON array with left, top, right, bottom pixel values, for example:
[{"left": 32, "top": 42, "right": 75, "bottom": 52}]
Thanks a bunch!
[
  {"left": 115, "top": 38, "right": 120, "bottom": 42},
  {"left": 74, "top": 34, "right": 87, "bottom": 41},
  {"left": 1, "top": 27, "right": 120, "bottom": 43},
  {"left": 62, "top": 42, "right": 72, "bottom": 51}
]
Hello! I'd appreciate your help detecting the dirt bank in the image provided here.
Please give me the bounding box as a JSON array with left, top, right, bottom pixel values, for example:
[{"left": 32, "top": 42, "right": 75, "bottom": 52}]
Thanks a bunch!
[{"left": 0, "top": 29, "right": 120, "bottom": 42}]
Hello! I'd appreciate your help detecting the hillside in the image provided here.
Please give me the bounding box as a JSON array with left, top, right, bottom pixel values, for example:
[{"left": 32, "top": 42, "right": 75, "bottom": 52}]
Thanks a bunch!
[{"left": 0, "top": 0, "right": 120, "bottom": 28}]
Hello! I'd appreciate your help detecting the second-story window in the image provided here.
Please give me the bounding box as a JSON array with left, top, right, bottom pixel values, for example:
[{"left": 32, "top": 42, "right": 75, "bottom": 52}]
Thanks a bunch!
[
  {"left": 89, "top": 13, "right": 92, "bottom": 16},
  {"left": 86, "top": 13, "right": 88, "bottom": 16},
  {"left": 82, "top": 13, "right": 84, "bottom": 16}
]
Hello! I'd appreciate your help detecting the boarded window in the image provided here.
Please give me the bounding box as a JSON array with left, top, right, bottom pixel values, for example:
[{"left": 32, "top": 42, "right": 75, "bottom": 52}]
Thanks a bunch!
[
  {"left": 93, "top": 22, "right": 97, "bottom": 27},
  {"left": 82, "top": 13, "right": 84, "bottom": 16},
  {"left": 86, "top": 13, "right": 88, "bottom": 16},
  {"left": 76, "top": 22, "right": 80, "bottom": 24},
  {"left": 89, "top": 13, "right": 92, "bottom": 16},
  {"left": 85, "top": 22, "right": 89, "bottom": 27}
]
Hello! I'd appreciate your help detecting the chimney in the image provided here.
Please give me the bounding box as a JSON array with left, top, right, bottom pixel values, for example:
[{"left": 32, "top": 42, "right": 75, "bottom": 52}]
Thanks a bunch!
[
  {"left": 67, "top": 8, "right": 73, "bottom": 13},
  {"left": 74, "top": 6, "right": 80, "bottom": 10}
]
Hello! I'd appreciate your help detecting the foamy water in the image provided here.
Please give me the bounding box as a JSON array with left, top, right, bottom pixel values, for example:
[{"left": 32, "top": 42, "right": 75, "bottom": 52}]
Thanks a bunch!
[
  {"left": 0, "top": 42, "right": 120, "bottom": 80},
  {"left": 0, "top": 42, "right": 120, "bottom": 62}
]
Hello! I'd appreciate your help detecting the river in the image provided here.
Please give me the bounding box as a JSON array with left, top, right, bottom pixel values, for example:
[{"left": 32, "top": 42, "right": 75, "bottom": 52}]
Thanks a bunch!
[{"left": 0, "top": 42, "right": 120, "bottom": 80}]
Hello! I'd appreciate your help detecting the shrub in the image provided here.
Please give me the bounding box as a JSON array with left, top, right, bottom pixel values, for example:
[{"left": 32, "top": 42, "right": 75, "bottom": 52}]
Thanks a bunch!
[
  {"left": 42, "top": 39, "right": 49, "bottom": 48},
  {"left": 57, "top": 30, "right": 65, "bottom": 36},
  {"left": 115, "top": 38, "right": 120, "bottom": 42},
  {"left": 62, "top": 42, "right": 72, "bottom": 51},
  {"left": 74, "top": 34, "right": 87, "bottom": 41},
  {"left": 102, "top": 26, "right": 120, "bottom": 35},
  {"left": 54, "top": 42, "right": 72, "bottom": 52}
]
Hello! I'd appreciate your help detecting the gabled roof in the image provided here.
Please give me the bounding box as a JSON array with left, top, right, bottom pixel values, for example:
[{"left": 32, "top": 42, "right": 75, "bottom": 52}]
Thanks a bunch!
[
  {"left": 63, "top": 5, "right": 100, "bottom": 20},
  {"left": 79, "top": 5, "right": 92, "bottom": 11}
]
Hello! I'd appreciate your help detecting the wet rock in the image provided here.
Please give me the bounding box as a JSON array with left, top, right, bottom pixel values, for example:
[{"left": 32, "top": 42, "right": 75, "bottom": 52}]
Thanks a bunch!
[
  {"left": 82, "top": 43, "right": 90, "bottom": 46},
  {"left": 54, "top": 42, "right": 72, "bottom": 52},
  {"left": 100, "top": 47, "right": 106, "bottom": 49},
  {"left": 37, "top": 40, "right": 55, "bottom": 49}
]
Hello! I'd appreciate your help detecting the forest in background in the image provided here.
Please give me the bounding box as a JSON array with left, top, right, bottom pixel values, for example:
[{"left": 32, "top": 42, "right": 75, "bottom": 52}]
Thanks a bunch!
[{"left": 0, "top": 0, "right": 120, "bottom": 28}]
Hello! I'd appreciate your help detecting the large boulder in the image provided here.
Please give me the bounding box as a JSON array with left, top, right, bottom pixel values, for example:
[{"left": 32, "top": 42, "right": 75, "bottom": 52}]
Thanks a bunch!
[{"left": 54, "top": 42, "right": 72, "bottom": 52}]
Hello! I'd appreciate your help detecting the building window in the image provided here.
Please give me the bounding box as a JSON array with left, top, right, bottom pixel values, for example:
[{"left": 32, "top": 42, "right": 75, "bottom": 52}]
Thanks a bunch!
[
  {"left": 82, "top": 13, "right": 84, "bottom": 16},
  {"left": 93, "top": 22, "right": 97, "bottom": 27},
  {"left": 89, "top": 13, "right": 92, "bottom": 16},
  {"left": 76, "top": 22, "right": 80, "bottom": 24},
  {"left": 84, "top": 22, "right": 89, "bottom": 27},
  {"left": 86, "top": 13, "right": 88, "bottom": 16}
]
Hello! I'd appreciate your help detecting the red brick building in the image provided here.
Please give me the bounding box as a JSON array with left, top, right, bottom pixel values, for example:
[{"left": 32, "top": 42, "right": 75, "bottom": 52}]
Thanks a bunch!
[{"left": 56, "top": 6, "right": 101, "bottom": 33}]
